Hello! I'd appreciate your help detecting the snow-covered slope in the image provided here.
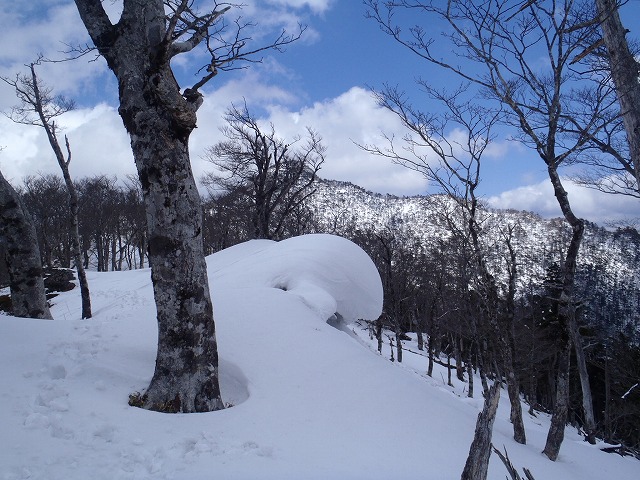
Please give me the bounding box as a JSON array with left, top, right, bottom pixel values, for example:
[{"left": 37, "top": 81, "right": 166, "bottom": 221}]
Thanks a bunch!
[
  {"left": 310, "top": 179, "right": 640, "bottom": 335},
  {"left": 0, "top": 234, "right": 638, "bottom": 479}
]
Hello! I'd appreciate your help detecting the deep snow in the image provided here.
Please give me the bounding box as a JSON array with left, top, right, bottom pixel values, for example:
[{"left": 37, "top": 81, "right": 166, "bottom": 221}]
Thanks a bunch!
[{"left": 0, "top": 234, "right": 638, "bottom": 479}]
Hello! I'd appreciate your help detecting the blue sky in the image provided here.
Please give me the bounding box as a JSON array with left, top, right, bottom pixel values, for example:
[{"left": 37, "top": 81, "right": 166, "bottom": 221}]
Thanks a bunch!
[{"left": 0, "top": 0, "right": 638, "bottom": 225}]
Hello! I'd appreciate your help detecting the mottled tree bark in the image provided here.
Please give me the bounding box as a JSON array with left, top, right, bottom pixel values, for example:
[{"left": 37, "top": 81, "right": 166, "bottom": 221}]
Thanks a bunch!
[
  {"left": 74, "top": 0, "right": 223, "bottom": 412},
  {"left": 0, "top": 170, "right": 52, "bottom": 320}
]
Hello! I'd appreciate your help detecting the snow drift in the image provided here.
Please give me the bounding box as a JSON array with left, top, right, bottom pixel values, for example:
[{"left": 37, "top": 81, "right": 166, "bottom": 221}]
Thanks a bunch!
[{"left": 0, "top": 234, "right": 638, "bottom": 479}]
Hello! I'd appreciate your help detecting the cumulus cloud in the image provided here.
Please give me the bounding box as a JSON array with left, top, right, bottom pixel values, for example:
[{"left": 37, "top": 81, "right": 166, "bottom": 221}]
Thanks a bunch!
[
  {"left": 487, "top": 178, "right": 639, "bottom": 225},
  {"left": 0, "top": 2, "right": 109, "bottom": 109},
  {"left": 193, "top": 83, "right": 428, "bottom": 195},
  {"left": 261, "top": 86, "right": 428, "bottom": 195},
  {"left": 0, "top": 103, "right": 134, "bottom": 185},
  {"left": 266, "top": 0, "right": 334, "bottom": 14}
]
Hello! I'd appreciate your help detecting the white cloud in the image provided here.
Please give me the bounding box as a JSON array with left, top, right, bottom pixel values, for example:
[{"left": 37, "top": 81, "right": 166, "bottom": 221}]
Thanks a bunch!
[
  {"left": 262, "top": 86, "right": 429, "bottom": 195},
  {"left": 265, "top": 0, "right": 334, "bottom": 14},
  {"left": 0, "top": 103, "right": 134, "bottom": 186},
  {"left": 194, "top": 83, "right": 429, "bottom": 195},
  {"left": 487, "top": 178, "right": 639, "bottom": 225},
  {"left": 1, "top": 78, "right": 429, "bottom": 198},
  {"left": 0, "top": 2, "right": 108, "bottom": 106}
]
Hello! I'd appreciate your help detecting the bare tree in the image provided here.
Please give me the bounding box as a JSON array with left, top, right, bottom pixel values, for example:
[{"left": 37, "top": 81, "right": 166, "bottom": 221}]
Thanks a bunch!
[
  {"left": 365, "top": 0, "right": 608, "bottom": 459},
  {"left": 72, "top": 0, "right": 302, "bottom": 412},
  {"left": 0, "top": 169, "right": 53, "bottom": 320},
  {"left": 363, "top": 84, "right": 526, "bottom": 444},
  {"left": 2, "top": 62, "right": 92, "bottom": 319},
  {"left": 21, "top": 174, "right": 70, "bottom": 268},
  {"left": 203, "top": 102, "right": 325, "bottom": 240}
]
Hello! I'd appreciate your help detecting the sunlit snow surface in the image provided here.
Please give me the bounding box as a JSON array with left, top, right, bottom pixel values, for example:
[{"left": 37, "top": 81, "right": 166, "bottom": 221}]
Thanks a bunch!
[{"left": 0, "top": 234, "right": 638, "bottom": 479}]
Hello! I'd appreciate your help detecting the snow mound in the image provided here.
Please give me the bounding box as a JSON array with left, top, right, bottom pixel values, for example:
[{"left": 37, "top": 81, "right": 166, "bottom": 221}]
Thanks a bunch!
[{"left": 208, "top": 234, "right": 383, "bottom": 323}]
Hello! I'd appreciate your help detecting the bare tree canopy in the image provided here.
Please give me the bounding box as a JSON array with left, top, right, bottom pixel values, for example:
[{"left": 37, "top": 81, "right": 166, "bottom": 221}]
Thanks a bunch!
[
  {"left": 364, "top": 0, "right": 608, "bottom": 458},
  {"left": 203, "top": 102, "right": 325, "bottom": 240}
]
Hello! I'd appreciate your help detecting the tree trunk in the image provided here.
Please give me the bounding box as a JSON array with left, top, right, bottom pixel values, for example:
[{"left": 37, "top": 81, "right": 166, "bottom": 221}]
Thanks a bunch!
[
  {"left": 60, "top": 161, "right": 92, "bottom": 319},
  {"left": 0, "top": 170, "right": 53, "bottom": 320},
  {"left": 596, "top": 0, "right": 640, "bottom": 195},
  {"left": 416, "top": 312, "right": 425, "bottom": 351},
  {"left": 461, "top": 381, "right": 501, "bottom": 480},
  {"left": 74, "top": 0, "right": 223, "bottom": 413},
  {"left": 455, "top": 335, "right": 465, "bottom": 382},
  {"left": 427, "top": 331, "right": 435, "bottom": 377},
  {"left": 503, "top": 226, "right": 526, "bottom": 444},
  {"left": 506, "top": 366, "right": 526, "bottom": 444},
  {"left": 467, "top": 348, "right": 474, "bottom": 398},
  {"left": 543, "top": 162, "right": 585, "bottom": 460},
  {"left": 604, "top": 353, "right": 612, "bottom": 441},
  {"left": 28, "top": 63, "right": 92, "bottom": 319},
  {"left": 395, "top": 326, "right": 403, "bottom": 363},
  {"left": 543, "top": 340, "right": 571, "bottom": 461},
  {"left": 96, "top": 233, "right": 104, "bottom": 272},
  {"left": 569, "top": 311, "right": 596, "bottom": 444}
]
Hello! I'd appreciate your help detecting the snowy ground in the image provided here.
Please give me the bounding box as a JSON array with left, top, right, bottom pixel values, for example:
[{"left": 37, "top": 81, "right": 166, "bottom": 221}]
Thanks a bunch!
[{"left": 0, "top": 234, "right": 638, "bottom": 479}]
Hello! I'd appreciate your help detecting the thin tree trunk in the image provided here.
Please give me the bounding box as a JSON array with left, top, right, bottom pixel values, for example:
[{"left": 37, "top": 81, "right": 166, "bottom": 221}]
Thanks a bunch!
[
  {"left": 467, "top": 347, "right": 474, "bottom": 398},
  {"left": 376, "top": 317, "right": 383, "bottom": 354},
  {"left": 604, "top": 353, "right": 612, "bottom": 441},
  {"left": 447, "top": 348, "right": 454, "bottom": 387},
  {"left": 456, "top": 335, "right": 465, "bottom": 382},
  {"left": 543, "top": 163, "right": 586, "bottom": 460},
  {"left": 395, "top": 326, "right": 403, "bottom": 363},
  {"left": 461, "top": 381, "right": 501, "bottom": 480},
  {"left": 28, "top": 63, "right": 92, "bottom": 319},
  {"left": 0, "top": 170, "right": 53, "bottom": 320},
  {"left": 416, "top": 312, "right": 425, "bottom": 351},
  {"left": 569, "top": 311, "right": 596, "bottom": 443},
  {"left": 504, "top": 227, "right": 527, "bottom": 444},
  {"left": 96, "top": 233, "right": 104, "bottom": 272},
  {"left": 427, "top": 331, "right": 435, "bottom": 377},
  {"left": 468, "top": 197, "right": 526, "bottom": 444}
]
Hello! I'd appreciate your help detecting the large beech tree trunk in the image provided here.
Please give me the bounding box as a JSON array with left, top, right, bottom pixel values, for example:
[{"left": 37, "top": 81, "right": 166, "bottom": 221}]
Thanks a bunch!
[
  {"left": 74, "top": 0, "right": 223, "bottom": 412},
  {"left": 0, "top": 170, "right": 52, "bottom": 320}
]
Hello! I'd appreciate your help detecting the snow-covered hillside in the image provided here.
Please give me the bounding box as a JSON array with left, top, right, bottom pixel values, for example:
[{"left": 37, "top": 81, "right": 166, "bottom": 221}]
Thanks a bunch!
[
  {"left": 1, "top": 234, "right": 638, "bottom": 479},
  {"left": 310, "top": 179, "right": 640, "bottom": 334}
]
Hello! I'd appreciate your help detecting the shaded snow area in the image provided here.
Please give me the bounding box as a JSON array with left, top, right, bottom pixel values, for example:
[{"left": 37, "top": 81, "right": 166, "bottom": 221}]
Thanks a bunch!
[{"left": 0, "top": 234, "right": 637, "bottom": 479}]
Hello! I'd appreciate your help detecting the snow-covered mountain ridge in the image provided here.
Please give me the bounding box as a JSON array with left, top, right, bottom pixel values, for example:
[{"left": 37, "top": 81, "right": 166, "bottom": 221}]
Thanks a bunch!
[{"left": 309, "top": 179, "right": 640, "bottom": 334}]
